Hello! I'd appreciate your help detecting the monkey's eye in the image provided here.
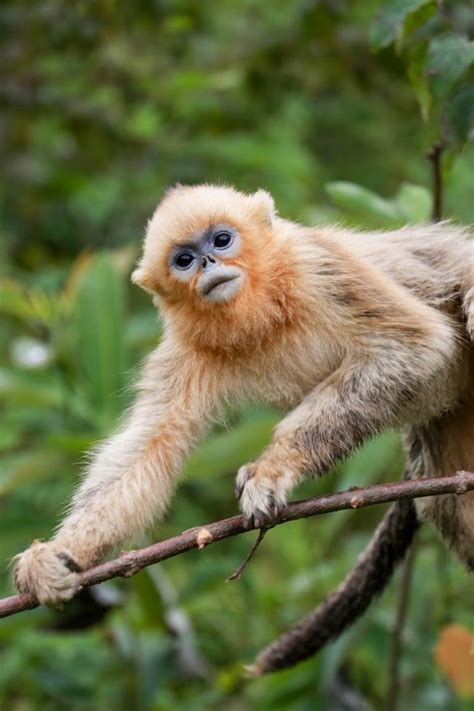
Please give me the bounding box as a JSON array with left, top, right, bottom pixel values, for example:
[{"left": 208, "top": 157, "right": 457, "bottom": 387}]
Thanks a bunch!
[
  {"left": 174, "top": 252, "right": 195, "bottom": 270},
  {"left": 213, "top": 231, "right": 233, "bottom": 250}
]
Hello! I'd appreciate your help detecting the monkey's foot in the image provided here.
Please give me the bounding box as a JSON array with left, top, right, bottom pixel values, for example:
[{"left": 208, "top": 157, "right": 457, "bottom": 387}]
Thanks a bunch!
[
  {"left": 235, "top": 461, "right": 291, "bottom": 528},
  {"left": 13, "top": 540, "right": 81, "bottom": 608}
]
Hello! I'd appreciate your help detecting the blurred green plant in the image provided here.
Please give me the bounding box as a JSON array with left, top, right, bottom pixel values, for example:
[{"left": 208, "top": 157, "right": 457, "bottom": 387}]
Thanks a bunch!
[
  {"left": 325, "top": 180, "right": 432, "bottom": 226},
  {"left": 0, "top": 0, "right": 473, "bottom": 709},
  {"left": 372, "top": 0, "right": 474, "bottom": 157}
]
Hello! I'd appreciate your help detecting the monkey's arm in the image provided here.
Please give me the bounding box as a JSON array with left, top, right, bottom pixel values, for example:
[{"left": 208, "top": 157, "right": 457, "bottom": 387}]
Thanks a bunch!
[
  {"left": 237, "top": 304, "right": 455, "bottom": 525},
  {"left": 14, "top": 342, "right": 220, "bottom": 605}
]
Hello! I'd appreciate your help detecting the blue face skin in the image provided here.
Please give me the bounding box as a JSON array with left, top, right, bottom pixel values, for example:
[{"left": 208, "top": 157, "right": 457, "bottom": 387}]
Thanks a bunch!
[{"left": 168, "top": 224, "right": 245, "bottom": 303}]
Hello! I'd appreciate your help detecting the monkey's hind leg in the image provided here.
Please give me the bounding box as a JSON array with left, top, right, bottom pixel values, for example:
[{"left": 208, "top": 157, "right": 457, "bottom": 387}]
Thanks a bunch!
[
  {"left": 414, "top": 396, "right": 474, "bottom": 572},
  {"left": 418, "top": 491, "right": 474, "bottom": 570}
]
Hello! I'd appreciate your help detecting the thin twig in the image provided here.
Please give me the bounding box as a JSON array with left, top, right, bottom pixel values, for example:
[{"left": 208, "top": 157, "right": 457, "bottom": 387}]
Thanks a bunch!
[
  {"left": 385, "top": 541, "right": 417, "bottom": 711},
  {"left": 226, "top": 528, "right": 267, "bottom": 582},
  {"left": 1, "top": 471, "right": 473, "bottom": 620},
  {"left": 427, "top": 141, "right": 445, "bottom": 221}
]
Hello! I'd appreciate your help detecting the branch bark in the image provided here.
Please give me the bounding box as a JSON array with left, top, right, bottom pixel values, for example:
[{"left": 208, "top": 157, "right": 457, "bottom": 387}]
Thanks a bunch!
[
  {"left": 1, "top": 471, "right": 473, "bottom": 621},
  {"left": 385, "top": 541, "right": 417, "bottom": 711},
  {"left": 427, "top": 141, "right": 445, "bottom": 221}
]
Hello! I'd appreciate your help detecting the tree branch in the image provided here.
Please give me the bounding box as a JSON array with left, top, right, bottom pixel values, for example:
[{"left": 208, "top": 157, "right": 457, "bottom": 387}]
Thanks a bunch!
[
  {"left": 427, "top": 141, "right": 445, "bottom": 221},
  {"left": 1, "top": 472, "right": 473, "bottom": 621},
  {"left": 249, "top": 498, "right": 419, "bottom": 675},
  {"left": 385, "top": 541, "right": 417, "bottom": 711}
]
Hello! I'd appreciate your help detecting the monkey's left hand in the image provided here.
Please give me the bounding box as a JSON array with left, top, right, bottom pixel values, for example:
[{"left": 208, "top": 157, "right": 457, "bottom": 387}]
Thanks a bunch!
[
  {"left": 235, "top": 440, "right": 305, "bottom": 527},
  {"left": 14, "top": 540, "right": 81, "bottom": 608}
]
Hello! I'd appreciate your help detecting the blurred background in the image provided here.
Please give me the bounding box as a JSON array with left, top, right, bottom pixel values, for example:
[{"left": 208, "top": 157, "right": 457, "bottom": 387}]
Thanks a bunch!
[{"left": 0, "top": 1, "right": 473, "bottom": 709}]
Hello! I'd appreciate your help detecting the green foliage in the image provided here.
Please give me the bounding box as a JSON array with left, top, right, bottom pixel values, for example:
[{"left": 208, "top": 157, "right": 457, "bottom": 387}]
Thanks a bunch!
[
  {"left": 425, "top": 34, "right": 474, "bottom": 100},
  {"left": 373, "top": 0, "right": 474, "bottom": 154},
  {"left": 73, "top": 254, "right": 128, "bottom": 425},
  {"left": 371, "top": 0, "right": 436, "bottom": 49},
  {"left": 325, "top": 180, "right": 432, "bottom": 226},
  {"left": 0, "top": 0, "right": 473, "bottom": 709}
]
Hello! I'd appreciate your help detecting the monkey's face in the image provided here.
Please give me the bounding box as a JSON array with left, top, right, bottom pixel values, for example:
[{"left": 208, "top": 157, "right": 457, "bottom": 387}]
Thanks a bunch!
[
  {"left": 132, "top": 185, "right": 276, "bottom": 310},
  {"left": 167, "top": 223, "right": 245, "bottom": 304}
]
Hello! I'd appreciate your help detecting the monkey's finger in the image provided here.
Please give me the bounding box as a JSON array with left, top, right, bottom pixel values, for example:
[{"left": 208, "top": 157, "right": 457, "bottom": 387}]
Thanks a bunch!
[
  {"left": 235, "top": 465, "right": 253, "bottom": 500},
  {"left": 242, "top": 513, "right": 254, "bottom": 530},
  {"left": 235, "top": 480, "right": 245, "bottom": 500},
  {"left": 272, "top": 501, "right": 285, "bottom": 518},
  {"left": 252, "top": 506, "right": 275, "bottom": 529},
  {"left": 57, "top": 551, "right": 82, "bottom": 573}
]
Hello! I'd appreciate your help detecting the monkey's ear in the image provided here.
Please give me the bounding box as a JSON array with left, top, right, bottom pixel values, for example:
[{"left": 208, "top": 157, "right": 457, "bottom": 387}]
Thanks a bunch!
[
  {"left": 131, "top": 266, "right": 156, "bottom": 294},
  {"left": 251, "top": 189, "right": 276, "bottom": 227}
]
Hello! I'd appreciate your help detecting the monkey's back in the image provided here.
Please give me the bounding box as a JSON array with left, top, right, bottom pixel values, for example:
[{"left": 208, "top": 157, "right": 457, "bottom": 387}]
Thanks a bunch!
[{"left": 342, "top": 223, "right": 472, "bottom": 312}]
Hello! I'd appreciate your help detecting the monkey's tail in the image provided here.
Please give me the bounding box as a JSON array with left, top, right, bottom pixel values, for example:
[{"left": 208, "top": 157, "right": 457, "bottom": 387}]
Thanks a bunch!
[{"left": 249, "top": 498, "right": 419, "bottom": 675}]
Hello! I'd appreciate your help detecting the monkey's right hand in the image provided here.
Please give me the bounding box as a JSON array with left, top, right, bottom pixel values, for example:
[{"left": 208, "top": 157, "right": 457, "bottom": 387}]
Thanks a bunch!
[{"left": 13, "top": 540, "right": 81, "bottom": 608}]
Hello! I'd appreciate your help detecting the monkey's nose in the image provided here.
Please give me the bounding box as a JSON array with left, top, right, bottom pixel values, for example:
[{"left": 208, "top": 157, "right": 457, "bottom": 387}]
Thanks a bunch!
[{"left": 201, "top": 255, "right": 217, "bottom": 270}]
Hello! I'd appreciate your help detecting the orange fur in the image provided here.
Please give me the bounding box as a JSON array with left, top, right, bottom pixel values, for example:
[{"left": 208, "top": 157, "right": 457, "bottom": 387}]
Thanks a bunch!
[
  {"left": 134, "top": 186, "right": 306, "bottom": 355},
  {"left": 13, "top": 184, "right": 474, "bottom": 605}
]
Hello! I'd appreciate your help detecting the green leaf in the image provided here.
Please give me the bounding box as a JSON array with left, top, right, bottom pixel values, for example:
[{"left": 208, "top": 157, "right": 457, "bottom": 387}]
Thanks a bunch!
[
  {"left": 394, "top": 183, "right": 432, "bottom": 221},
  {"left": 73, "top": 254, "right": 128, "bottom": 422},
  {"left": 443, "top": 77, "right": 474, "bottom": 151},
  {"left": 371, "top": 0, "right": 432, "bottom": 49},
  {"left": 401, "top": 1, "right": 436, "bottom": 40},
  {"left": 325, "top": 182, "right": 402, "bottom": 225},
  {"left": 0, "top": 280, "right": 56, "bottom": 326},
  {"left": 426, "top": 34, "right": 474, "bottom": 99},
  {"left": 408, "top": 41, "right": 431, "bottom": 119}
]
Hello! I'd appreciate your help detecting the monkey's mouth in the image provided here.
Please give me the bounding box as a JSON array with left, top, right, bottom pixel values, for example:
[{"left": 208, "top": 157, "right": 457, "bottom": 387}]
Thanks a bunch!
[
  {"left": 199, "top": 269, "right": 243, "bottom": 303},
  {"left": 203, "top": 274, "right": 238, "bottom": 296}
]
